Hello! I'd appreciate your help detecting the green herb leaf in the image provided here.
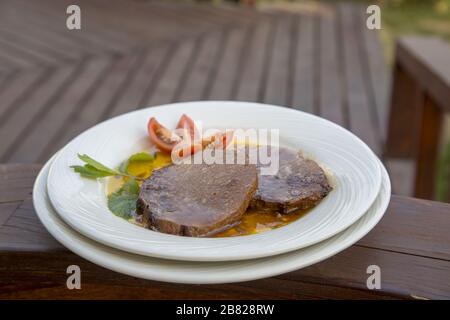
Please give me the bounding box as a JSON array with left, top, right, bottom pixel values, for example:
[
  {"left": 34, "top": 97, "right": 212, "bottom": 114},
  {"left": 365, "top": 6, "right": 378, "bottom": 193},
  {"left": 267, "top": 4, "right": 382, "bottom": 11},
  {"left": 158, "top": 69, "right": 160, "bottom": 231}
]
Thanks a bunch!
[
  {"left": 71, "top": 154, "right": 145, "bottom": 181},
  {"left": 77, "top": 154, "right": 118, "bottom": 175},
  {"left": 119, "top": 151, "right": 154, "bottom": 174},
  {"left": 70, "top": 165, "right": 115, "bottom": 179},
  {"left": 107, "top": 179, "right": 139, "bottom": 219},
  {"left": 129, "top": 152, "right": 154, "bottom": 162}
]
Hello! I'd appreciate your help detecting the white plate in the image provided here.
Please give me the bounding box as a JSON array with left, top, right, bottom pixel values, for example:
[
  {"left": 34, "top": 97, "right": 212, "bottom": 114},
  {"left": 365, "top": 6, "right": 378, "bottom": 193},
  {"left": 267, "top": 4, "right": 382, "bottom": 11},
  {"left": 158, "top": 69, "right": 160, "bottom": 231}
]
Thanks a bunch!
[
  {"left": 35, "top": 155, "right": 390, "bottom": 284},
  {"left": 47, "top": 101, "right": 381, "bottom": 261}
]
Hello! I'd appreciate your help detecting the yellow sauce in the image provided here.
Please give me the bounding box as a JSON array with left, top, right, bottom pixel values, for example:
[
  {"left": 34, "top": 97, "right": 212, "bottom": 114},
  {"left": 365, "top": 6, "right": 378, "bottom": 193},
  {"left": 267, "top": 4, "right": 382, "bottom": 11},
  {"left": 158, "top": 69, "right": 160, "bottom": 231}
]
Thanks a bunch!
[
  {"left": 106, "top": 151, "right": 172, "bottom": 194},
  {"left": 106, "top": 147, "right": 309, "bottom": 237},
  {"left": 213, "top": 208, "right": 308, "bottom": 237}
]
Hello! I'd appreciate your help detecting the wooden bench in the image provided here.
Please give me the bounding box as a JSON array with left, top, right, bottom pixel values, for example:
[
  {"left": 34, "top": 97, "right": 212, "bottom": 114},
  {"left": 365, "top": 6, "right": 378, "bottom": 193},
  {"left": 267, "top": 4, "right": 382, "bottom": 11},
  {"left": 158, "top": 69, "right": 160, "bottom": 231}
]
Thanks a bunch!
[
  {"left": 1, "top": 164, "right": 450, "bottom": 299},
  {"left": 385, "top": 37, "right": 450, "bottom": 200}
]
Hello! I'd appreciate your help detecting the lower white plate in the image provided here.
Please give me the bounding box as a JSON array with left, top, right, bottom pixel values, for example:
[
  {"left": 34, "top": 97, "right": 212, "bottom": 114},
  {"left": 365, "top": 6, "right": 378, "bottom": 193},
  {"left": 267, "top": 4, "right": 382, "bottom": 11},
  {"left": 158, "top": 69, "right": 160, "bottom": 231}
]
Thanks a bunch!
[{"left": 33, "top": 155, "right": 390, "bottom": 284}]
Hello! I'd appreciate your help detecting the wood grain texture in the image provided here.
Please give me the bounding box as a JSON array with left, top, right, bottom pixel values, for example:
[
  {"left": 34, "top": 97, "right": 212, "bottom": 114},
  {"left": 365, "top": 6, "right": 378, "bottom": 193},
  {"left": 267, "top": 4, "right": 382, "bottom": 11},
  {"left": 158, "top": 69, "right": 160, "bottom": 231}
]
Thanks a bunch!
[
  {"left": 0, "top": 164, "right": 449, "bottom": 299},
  {"left": 396, "top": 37, "right": 450, "bottom": 112},
  {"left": 338, "top": 4, "right": 380, "bottom": 155},
  {"left": 0, "top": 1, "right": 388, "bottom": 165},
  {"left": 384, "top": 36, "right": 450, "bottom": 200},
  {"left": 384, "top": 64, "right": 423, "bottom": 158},
  {"left": 0, "top": 1, "right": 399, "bottom": 298}
]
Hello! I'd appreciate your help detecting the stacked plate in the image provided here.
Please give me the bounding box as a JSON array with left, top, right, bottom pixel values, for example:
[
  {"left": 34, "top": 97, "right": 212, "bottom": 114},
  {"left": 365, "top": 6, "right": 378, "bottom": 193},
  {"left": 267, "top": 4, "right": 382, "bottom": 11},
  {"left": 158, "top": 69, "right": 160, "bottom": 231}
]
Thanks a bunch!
[{"left": 33, "top": 101, "right": 390, "bottom": 284}]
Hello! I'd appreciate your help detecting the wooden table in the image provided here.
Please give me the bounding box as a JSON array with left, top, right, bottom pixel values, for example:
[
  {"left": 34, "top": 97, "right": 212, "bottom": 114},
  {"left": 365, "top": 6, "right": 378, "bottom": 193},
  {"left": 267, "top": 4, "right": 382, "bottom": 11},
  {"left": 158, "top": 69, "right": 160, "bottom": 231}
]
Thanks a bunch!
[
  {"left": 1, "top": 164, "right": 449, "bottom": 299},
  {"left": 2, "top": 0, "right": 409, "bottom": 195}
]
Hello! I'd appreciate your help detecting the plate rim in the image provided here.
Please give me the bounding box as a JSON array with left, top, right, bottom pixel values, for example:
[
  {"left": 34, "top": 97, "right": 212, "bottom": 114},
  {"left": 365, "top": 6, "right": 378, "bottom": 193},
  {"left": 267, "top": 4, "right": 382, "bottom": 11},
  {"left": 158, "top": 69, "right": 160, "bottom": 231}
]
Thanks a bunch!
[
  {"left": 46, "top": 101, "right": 382, "bottom": 261},
  {"left": 34, "top": 154, "right": 391, "bottom": 284}
]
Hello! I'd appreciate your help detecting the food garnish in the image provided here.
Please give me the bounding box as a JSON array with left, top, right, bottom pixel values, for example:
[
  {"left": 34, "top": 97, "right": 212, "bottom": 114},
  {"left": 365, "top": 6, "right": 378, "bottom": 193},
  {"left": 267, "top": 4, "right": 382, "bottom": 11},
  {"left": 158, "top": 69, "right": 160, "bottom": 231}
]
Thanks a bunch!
[
  {"left": 107, "top": 179, "right": 139, "bottom": 219},
  {"left": 147, "top": 117, "right": 181, "bottom": 153},
  {"left": 118, "top": 151, "right": 154, "bottom": 175},
  {"left": 68, "top": 113, "right": 330, "bottom": 237},
  {"left": 176, "top": 114, "right": 199, "bottom": 140},
  {"left": 71, "top": 154, "right": 144, "bottom": 181},
  {"left": 148, "top": 114, "right": 235, "bottom": 159},
  {"left": 71, "top": 152, "right": 157, "bottom": 219}
]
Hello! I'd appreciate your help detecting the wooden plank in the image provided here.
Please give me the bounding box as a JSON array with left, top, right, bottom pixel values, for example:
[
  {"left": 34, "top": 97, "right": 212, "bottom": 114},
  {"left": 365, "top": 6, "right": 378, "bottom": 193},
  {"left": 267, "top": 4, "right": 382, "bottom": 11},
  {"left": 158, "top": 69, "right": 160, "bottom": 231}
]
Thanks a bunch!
[
  {"left": 414, "top": 95, "right": 443, "bottom": 199},
  {"left": 199, "top": 29, "right": 229, "bottom": 100},
  {"left": 0, "top": 202, "right": 20, "bottom": 227},
  {"left": 146, "top": 40, "right": 197, "bottom": 106},
  {"left": 152, "top": 1, "right": 254, "bottom": 29},
  {"left": 0, "top": 66, "right": 77, "bottom": 161},
  {"left": 358, "top": 7, "right": 389, "bottom": 141},
  {"left": 22, "top": 0, "right": 133, "bottom": 54},
  {"left": 137, "top": 44, "right": 179, "bottom": 108},
  {"left": 318, "top": 10, "right": 345, "bottom": 126},
  {"left": 235, "top": 20, "right": 272, "bottom": 101},
  {"left": 0, "top": 72, "right": 14, "bottom": 96},
  {"left": 39, "top": 54, "right": 142, "bottom": 159},
  {"left": 0, "top": 43, "right": 36, "bottom": 69},
  {"left": 263, "top": 14, "right": 292, "bottom": 106},
  {"left": 384, "top": 64, "right": 423, "bottom": 158},
  {"left": 0, "top": 251, "right": 393, "bottom": 299},
  {"left": 7, "top": 59, "right": 111, "bottom": 163},
  {"left": 0, "top": 58, "right": 13, "bottom": 74},
  {"left": 385, "top": 158, "right": 415, "bottom": 196},
  {"left": 208, "top": 27, "right": 248, "bottom": 100},
  {"left": 96, "top": 50, "right": 150, "bottom": 120},
  {"left": 9, "top": 0, "right": 122, "bottom": 56},
  {"left": 0, "top": 71, "right": 46, "bottom": 120},
  {"left": 291, "top": 14, "right": 315, "bottom": 114},
  {"left": 278, "top": 245, "right": 450, "bottom": 300},
  {"left": 109, "top": 47, "right": 170, "bottom": 117},
  {"left": 396, "top": 37, "right": 450, "bottom": 111},
  {"left": 0, "top": 13, "right": 90, "bottom": 59},
  {"left": 0, "top": 199, "right": 64, "bottom": 252},
  {"left": 358, "top": 195, "right": 450, "bottom": 260},
  {"left": 2, "top": 163, "right": 450, "bottom": 261},
  {"left": 171, "top": 38, "right": 203, "bottom": 102},
  {"left": 76, "top": 0, "right": 189, "bottom": 44},
  {"left": 175, "top": 32, "right": 223, "bottom": 102},
  {"left": 0, "top": 37, "right": 60, "bottom": 67},
  {"left": 1, "top": 165, "right": 450, "bottom": 299},
  {"left": 338, "top": 4, "right": 380, "bottom": 155},
  {"left": 0, "top": 165, "right": 41, "bottom": 203},
  {"left": 0, "top": 26, "right": 79, "bottom": 63}
]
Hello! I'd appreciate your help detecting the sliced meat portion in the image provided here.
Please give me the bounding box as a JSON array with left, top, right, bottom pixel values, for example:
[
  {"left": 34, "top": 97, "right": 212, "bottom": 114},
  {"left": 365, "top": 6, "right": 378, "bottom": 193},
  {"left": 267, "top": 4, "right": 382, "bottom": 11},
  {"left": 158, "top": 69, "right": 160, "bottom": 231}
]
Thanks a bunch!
[
  {"left": 136, "top": 163, "right": 258, "bottom": 237},
  {"left": 250, "top": 146, "right": 332, "bottom": 213}
]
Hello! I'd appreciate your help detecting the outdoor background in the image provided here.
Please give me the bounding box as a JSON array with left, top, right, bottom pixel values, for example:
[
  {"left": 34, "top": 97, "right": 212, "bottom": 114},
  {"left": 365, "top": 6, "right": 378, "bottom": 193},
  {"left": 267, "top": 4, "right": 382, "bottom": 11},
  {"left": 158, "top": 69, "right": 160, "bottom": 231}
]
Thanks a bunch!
[{"left": 0, "top": 0, "right": 449, "bottom": 200}]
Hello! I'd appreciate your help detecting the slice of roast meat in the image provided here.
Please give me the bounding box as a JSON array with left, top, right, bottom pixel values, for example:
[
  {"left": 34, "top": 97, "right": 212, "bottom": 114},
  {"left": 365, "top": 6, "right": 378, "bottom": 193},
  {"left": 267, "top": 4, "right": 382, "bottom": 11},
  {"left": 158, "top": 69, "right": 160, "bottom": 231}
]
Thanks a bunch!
[
  {"left": 250, "top": 147, "right": 332, "bottom": 213},
  {"left": 136, "top": 163, "right": 258, "bottom": 237}
]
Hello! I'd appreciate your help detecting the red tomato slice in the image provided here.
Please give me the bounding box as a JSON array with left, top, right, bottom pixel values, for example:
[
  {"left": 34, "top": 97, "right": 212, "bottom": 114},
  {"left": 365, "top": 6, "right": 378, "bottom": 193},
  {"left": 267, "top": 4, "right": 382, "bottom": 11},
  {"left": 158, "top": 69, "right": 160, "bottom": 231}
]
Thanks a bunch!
[
  {"left": 171, "top": 141, "right": 203, "bottom": 161},
  {"left": 147, "top": 117, "right": 180, "bottom": 153},
  {"left": 202, "top": 130, "right": 234, "bottom": 150},
  {"left": 176, "top": 114, "right": 198, "bottom": 140}
]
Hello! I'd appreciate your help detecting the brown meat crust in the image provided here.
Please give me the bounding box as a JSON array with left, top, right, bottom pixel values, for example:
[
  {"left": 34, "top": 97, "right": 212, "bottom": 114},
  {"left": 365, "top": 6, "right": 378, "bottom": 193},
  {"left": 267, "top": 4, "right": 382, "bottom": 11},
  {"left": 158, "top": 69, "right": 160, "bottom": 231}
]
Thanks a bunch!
[
  {"left": 136, "top": 163, "right": 258, "bottom": 237},
  {"left": 250, "top": 147, "right": 332, "bottom": 213}
]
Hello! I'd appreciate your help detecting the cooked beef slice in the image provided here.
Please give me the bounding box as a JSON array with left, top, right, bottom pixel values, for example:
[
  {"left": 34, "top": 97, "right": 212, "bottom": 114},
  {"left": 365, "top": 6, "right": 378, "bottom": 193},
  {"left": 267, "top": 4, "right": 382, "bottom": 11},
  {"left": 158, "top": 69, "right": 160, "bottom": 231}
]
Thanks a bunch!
[
  {"left": 250, "top": 147, "right": 332, "bottom": 213},
  {"left": 136, "top": 163, "right": 258, "bottom": 237}
]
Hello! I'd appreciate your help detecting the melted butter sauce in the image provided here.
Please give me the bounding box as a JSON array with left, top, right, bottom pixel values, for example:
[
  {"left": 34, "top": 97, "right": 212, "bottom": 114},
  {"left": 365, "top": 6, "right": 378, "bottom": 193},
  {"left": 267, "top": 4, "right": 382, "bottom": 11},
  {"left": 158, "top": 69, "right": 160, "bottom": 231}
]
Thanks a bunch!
[{"left": 106, "top": 145, "right": 310, "bottom": 238}]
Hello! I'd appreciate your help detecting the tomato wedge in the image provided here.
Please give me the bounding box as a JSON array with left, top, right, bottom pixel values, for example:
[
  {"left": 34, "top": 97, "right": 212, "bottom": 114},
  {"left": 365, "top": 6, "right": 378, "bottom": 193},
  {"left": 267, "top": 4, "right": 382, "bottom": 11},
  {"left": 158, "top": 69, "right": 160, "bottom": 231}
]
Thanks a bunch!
[
  {"left": 171, "top": 141, "right": 203, "bottom": 160},
  {"left": 147, "top": 117, "right": 180, "bottom": 153},
  {"left": 176, "top": 114, "right": 198, "bottom": 140},
  {"left": 201, "top": 130, "right": 234, "bottom": 150},
  {"left": 149, "top": 114, "right": 234, "bottom": 157}
]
